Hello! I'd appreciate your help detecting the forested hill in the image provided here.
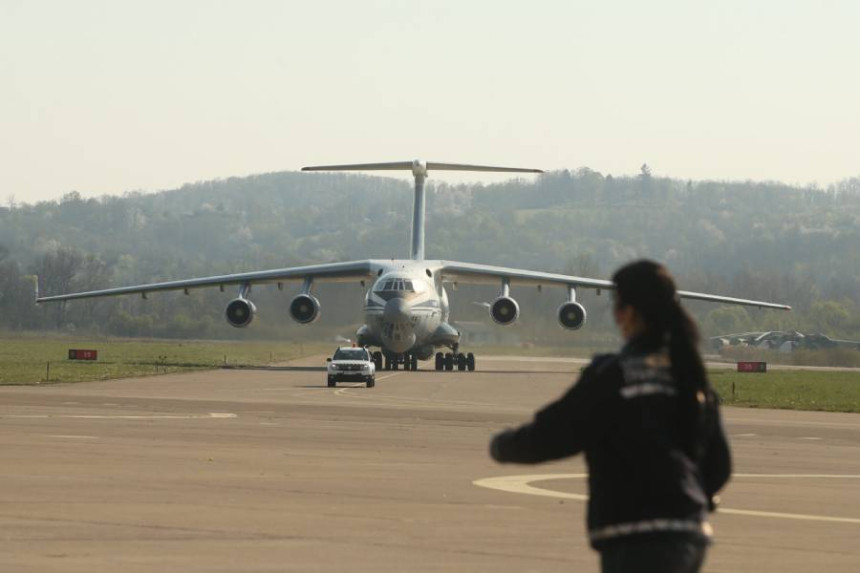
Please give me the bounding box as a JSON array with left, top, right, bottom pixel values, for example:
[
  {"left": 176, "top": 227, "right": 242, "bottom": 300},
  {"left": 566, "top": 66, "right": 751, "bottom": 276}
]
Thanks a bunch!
[{"left": 1, "top": 169, "right": 858, "bottom": 340}]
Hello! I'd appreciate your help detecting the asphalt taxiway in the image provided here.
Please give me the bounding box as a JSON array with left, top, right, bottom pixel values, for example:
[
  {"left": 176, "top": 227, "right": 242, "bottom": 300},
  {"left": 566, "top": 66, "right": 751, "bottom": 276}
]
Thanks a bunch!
[{"left": 1, "top": 356, "right": 858, "bottom": 572}]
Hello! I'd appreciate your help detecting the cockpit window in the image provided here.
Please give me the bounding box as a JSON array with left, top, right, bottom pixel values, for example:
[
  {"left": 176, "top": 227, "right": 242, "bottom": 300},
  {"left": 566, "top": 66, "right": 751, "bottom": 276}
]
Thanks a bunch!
[
  {"left": 378, "top": 279, "right": 415, "bottom": 292},
  {"left": 374, "top": 277, "right": 425, "bottom": 297}
]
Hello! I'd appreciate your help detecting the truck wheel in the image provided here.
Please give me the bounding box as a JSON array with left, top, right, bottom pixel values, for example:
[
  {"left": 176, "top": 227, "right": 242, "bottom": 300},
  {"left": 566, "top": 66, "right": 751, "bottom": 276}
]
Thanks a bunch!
[{"left": 327, "top": 376, "right": 336, "bottom": 388}]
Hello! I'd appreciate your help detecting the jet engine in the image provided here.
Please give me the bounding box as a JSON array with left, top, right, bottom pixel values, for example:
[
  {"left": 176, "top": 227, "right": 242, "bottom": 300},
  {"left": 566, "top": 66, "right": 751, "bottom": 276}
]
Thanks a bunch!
[
  {"left": 558, "top": 301, "right": 587, "bottom": 330},
  {"left": 289, "top": 293, "right": 321, "bottom": 324},
  {"left": 490, "top": 296, "right": 520, "bottom": 326},
  {"left": 225, "top": 298, "right": 257, "bottom": 328}
]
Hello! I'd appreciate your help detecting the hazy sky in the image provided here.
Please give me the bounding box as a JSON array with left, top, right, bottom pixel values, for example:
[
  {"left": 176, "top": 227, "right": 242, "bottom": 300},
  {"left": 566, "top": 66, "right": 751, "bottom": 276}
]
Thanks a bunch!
[{"left": 2, "top": 0, "right": 859, "bottom": 203}]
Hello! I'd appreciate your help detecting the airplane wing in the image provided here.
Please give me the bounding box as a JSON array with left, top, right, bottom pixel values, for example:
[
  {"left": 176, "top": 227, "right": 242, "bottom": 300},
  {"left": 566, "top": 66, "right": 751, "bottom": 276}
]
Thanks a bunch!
[
  {"left": 36, "top": 260, "right": 378, "bottom": 303},
  {"left": 438, "top": 261, "right": 791, "bottom": 310}
]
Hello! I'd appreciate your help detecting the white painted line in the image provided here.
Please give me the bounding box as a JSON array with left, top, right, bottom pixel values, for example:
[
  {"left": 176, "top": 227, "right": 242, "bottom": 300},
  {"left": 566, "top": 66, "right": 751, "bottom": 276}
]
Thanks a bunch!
[
  {"left": 376, "top": 373, "right": 403, "bottom": 382},
  {"left": 45, "top": 435, "right": 99, "bottom": 440},
  {"left": 474, "top": 474, "right": 589, "bottom": 501},
  {"left": 3, "top": 413, "right": 237, "bottom": 420},
  {"left": 473, "top": 474, "right": 860, "bottom": 524},
  {"left": 333, "top": 373, "right": 403, "bottom": 395},
  {"left": 334, "top": 383, "right": 365, "bottom": 396},
  {"left": 718, "top": 508, "right": 860, "bottom": 524},
  {"left": 732, "top": 433, "right": 757, "bottom": 438}
]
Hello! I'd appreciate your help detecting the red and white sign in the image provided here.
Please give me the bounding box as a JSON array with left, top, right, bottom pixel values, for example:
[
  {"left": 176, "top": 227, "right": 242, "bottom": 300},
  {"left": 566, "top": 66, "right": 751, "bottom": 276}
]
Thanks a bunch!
[
  {"left": 68, "top": 349, "right": 98, "bottom": 361},
  {"left": 737, "top": 361, "right": 766, "bottom": 373}
]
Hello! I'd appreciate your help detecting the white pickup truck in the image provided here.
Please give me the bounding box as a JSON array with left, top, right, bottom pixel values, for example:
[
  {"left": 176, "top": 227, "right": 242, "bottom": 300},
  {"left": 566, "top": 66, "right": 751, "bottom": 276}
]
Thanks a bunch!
[{"left": 326, "top": 346, "right": 376, "bottom": 388}]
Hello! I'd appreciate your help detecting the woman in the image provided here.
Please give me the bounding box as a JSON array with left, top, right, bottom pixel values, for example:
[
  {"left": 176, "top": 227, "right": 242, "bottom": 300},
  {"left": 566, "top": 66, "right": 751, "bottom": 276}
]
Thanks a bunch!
[{"left": 490, "top": 260, "right": 731, "bottom": 573}]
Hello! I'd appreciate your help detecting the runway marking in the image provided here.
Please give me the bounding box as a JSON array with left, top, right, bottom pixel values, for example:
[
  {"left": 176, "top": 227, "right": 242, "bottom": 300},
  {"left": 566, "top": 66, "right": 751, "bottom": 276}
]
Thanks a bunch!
[
  {"left": 733, "top": 433, "right": 757, "bottom": 438},
  {"left": 2, "top": 412, "right": 237, "bottom": 420},
  {"left": 45, "top": 435, "right": 99, "bottom": 440},
  {"left": 473, "top": 474, "right": 860, "bottom": 524},
  {"left": 333, "top": 373, "right": 403, "bottom": 395},
  {"left": 799, "top": 437, "right": 822, "bottom": 440}
]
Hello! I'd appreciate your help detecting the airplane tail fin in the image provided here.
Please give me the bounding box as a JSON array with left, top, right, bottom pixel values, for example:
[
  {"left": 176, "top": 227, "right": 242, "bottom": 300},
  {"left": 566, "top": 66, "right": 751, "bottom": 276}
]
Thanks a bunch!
[{"left": 302, "top": 160, "right": 543, "bottom": 261}]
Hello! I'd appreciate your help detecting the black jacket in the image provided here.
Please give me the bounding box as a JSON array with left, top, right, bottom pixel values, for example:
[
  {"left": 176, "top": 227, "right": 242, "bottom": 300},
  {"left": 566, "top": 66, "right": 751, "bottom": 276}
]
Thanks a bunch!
[{"left": 490, "top": 336, "right": 731, "bottom": 548}]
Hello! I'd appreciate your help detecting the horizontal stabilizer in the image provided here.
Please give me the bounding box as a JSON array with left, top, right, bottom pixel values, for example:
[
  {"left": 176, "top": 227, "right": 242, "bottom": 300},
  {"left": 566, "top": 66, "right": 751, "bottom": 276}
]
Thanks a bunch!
[
  {"left": 302, "top": 162, "right": 414, "bottom": 172},
  {"left": 302, "top": 160, "right": 543, "bottom": 174},
  {"left": 427, "top": 162, "right": 542, "bottom": 173}
]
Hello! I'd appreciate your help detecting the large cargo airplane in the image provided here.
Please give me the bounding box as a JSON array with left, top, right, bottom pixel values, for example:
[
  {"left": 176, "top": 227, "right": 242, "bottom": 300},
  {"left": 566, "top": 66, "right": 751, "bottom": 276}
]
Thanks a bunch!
[{"left": 37, "top": 160, "right": 790, "bottom": 372}]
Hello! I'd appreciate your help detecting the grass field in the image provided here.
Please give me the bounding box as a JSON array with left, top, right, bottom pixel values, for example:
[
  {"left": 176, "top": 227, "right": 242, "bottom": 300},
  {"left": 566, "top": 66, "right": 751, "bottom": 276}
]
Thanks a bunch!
[
  {"left": 0, "top": 335, "right": 329, "bottom": 385},
  {"left": 709, "top": 369, "right": 860, "bottom": 413},
  {"left": 1, "top": 335, "right": 858, "bottom": 412}
]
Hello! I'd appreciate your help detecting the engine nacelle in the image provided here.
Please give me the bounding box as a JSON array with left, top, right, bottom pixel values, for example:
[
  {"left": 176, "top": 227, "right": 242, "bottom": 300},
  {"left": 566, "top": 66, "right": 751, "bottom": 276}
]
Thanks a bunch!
[
  {"left": 289, "top": 293, "right": 321, "bottom": 324},
  {"left": 558, "top": 301, "right": 587, "bottom": 330},
  {"left": 225, "top": 298, "right": 257, "bottom": 328},
  {"left": 490, "top": 296, "right": 520, "bottom": 326}
]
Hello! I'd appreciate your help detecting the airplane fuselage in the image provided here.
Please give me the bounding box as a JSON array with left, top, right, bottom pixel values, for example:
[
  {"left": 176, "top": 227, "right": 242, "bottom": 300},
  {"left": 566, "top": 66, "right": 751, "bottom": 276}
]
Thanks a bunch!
[{"left": 356, "top": 260, "right": 459, "bottom": 359}]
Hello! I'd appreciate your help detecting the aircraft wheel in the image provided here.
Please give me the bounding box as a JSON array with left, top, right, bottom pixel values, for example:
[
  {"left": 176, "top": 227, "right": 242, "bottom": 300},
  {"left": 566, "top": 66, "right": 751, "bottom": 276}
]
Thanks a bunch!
[
  {"left": 457, "top": 353, "right": 466, "bottom": 371},
  {"left": 435, "top": 353, "right": 444, "bottom": 371},
  {"left": 444, "top": 353, "right": 454, "bottom": 371},
  {"left": 373, "top": 351, "right": 383, "bottom": 370},
  {"left": 466, "top": 352, "right": 475, "bottom": 372},
  {"left": 411, "top": 355, "right": 418, "bottom": 371}
]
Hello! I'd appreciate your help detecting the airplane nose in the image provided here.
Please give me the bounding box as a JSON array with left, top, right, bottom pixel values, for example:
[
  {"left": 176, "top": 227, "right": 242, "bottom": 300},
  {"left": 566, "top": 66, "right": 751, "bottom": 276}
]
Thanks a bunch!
[{"left": 383, "top": 298, "right": 410, "bottom": 323}]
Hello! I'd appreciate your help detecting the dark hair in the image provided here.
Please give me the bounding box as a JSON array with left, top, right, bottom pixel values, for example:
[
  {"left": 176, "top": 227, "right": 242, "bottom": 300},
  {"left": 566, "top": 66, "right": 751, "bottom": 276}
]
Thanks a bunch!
[{"left": 612, "top": 259, "right": 710, "bottom": 459}]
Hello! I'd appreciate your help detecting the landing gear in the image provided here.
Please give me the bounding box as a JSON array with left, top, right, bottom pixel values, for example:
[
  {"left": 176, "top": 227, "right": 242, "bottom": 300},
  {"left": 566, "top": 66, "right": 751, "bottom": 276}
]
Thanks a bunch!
[
  {"left": 435, "top": 349, "right": 476, "bottom": 372},
  {"left": 383, "top": 352, "right": 418, "bottom": 371},
  {"left": 372, "top": 351, "right": 383, "bottom": 371}
]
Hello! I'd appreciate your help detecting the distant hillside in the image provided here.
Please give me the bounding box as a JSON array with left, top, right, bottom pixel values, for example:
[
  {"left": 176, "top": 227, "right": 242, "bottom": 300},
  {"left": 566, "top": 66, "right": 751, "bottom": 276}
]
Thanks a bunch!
[{"left": 1, "top": 169, "right": 858, "bottom": 341}]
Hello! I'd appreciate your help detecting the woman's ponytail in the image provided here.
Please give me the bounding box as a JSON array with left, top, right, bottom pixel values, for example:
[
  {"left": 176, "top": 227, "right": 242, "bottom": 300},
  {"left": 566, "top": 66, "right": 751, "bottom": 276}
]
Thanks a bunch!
[{"left": 613, "top": 260, "right": 712, "bottom": 460}]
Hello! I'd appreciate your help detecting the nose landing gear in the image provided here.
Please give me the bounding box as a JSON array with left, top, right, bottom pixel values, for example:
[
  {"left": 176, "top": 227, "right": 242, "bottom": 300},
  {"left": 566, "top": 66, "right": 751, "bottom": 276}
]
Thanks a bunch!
[{"left": 382, "top": 352, "right": 419, "bottom": 371}]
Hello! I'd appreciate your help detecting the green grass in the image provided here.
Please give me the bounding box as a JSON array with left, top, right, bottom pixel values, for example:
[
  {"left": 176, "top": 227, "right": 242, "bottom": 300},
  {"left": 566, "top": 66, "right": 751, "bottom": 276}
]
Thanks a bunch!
[
  {"left": 0, "top": 334, "right": 329, "bottom": 385},
  {"left": 709, "top": 369, "right": 860, "bottom": 413},
  {"left": 2, "top": 336, "right": 858, "bottom": 413}
]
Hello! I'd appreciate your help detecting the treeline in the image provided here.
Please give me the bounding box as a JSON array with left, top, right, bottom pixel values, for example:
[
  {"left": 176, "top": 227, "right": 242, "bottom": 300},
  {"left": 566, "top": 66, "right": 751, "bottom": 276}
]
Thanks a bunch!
[{"left": 1, "top": 169, "right": 858, "bottom": 342}]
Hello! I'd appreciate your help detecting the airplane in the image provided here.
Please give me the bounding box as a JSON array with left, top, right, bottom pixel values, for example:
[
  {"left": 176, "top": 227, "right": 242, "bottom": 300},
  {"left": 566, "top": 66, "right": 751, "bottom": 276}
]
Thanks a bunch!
[{"left": 36, "top": 160, "right": 791, "bottom": 373}]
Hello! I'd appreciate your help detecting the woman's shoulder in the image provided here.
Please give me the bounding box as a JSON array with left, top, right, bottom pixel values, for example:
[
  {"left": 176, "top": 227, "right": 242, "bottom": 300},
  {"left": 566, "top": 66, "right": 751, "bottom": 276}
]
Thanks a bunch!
[
  {"left": 589, "top": 352, "right": 619, "bottom": 371},
  {"left": 580, "top": 352, "right": 623, "bottom": 382}
]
